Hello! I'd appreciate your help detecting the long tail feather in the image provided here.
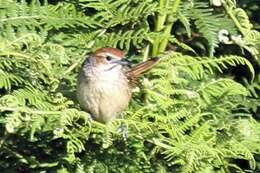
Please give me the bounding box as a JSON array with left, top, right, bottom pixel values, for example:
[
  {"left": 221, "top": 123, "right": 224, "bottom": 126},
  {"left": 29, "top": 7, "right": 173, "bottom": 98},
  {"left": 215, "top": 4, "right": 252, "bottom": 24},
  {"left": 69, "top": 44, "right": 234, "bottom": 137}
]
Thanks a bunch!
[{"left": 126, "top": 57, "right": 160, "bottom": 78}]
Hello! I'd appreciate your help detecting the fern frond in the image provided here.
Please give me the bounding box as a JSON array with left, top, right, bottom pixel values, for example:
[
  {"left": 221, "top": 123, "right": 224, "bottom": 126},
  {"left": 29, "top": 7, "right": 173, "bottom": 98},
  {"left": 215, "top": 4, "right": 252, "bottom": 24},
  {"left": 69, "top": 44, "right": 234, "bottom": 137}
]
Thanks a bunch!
[
  {"left": 197, "top": 78, "right": 248, "bottom": 104},
  {"left": 243, "top": 74, "right": 260, "bottom": 98},
  {"left": 0, "top": 0, "right": 100, "bottom": 39},
  {"left": 223, "top": 2, "right": 260, "bottom": 59},
  {"left": 0, "top": 0, "right": 258, "bottom": 172},
  {"left": 233, "top": 8, "right": 253, "bottom": 32},
  {"left": 0, "top": 70, "right": 23, "bottom": 90},
  {"left": 79, "top": 0, "right": 157, "bottom": 27},
  {"left": 95, "top": 29, "right": 157, "bottom": 50},
  {"left": 159, "top": 52, "right": 254, "bottom": 80},
  {"left": 12, "top": 87, "right": 54, "bottom": 109},
  {"left": 183, "top": 2, "right": 236, "bottom": 56}
]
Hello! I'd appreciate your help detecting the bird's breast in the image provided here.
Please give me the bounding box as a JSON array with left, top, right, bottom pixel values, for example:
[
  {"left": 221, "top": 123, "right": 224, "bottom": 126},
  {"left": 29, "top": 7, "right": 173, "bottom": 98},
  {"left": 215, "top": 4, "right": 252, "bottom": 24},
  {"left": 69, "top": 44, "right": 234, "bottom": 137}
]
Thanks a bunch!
[{"left": 77, "top": 67, "right": 131, "bottom": 123}]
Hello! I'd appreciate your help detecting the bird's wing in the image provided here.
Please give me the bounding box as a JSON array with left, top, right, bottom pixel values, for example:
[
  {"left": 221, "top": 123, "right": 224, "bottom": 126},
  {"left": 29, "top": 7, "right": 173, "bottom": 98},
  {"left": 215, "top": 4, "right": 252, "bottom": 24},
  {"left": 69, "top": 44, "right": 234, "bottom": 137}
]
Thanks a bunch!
[{"left": 125, "top": 57, "right": 160, "bottom": 86}]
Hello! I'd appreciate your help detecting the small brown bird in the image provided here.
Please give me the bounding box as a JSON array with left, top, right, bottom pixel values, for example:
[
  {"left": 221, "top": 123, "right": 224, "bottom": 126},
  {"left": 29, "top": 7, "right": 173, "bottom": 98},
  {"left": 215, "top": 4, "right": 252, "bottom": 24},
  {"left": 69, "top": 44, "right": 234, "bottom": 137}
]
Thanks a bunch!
[{"left": 77, "top": 47, "right": 159, "bottom": 123}]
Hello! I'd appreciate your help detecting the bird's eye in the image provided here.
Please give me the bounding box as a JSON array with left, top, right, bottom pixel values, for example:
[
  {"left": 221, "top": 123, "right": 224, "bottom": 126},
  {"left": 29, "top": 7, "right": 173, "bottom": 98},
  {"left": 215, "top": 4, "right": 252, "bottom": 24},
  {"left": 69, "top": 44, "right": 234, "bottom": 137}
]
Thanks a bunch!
[{"left": 106, "top": 56, "right": 113, "bottom": 61}]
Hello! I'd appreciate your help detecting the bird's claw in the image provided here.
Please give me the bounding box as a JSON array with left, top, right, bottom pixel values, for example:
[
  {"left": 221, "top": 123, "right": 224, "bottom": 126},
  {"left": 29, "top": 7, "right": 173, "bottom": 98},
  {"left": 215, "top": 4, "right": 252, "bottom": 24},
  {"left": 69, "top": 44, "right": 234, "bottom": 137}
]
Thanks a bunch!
[{"left": 117, "top": 123, "right": 128, "bottom": 140}]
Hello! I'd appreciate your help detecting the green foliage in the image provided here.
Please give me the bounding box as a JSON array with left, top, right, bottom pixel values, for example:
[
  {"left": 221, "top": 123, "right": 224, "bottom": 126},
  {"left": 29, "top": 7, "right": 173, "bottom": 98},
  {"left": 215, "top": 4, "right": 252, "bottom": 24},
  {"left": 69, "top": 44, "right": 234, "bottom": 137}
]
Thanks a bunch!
[
  {"left": 0, "top": 0, "right": 259, "bottom": 172},
  {"left": 180, "top": 2, "right": 236, "bottom": 57}
]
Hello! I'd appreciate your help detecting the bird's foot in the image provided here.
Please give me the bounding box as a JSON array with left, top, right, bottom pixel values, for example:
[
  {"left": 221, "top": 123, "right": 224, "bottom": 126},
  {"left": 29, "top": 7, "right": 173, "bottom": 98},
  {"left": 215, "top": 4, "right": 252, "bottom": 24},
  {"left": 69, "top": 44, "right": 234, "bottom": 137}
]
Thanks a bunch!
[
  {"left": 117, "top": 123, "right": 128, "bottom": 140},
  {"left": 87, "top": 114, "right": 93, "bottom": 122}
]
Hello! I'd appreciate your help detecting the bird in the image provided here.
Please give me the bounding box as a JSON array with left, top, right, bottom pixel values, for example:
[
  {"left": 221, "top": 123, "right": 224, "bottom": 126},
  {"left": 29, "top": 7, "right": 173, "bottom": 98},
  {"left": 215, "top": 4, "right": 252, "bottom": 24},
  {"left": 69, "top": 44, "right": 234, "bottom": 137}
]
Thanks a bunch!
[{"left": 77, "top": 47, "right": 159, "bottom": 123}]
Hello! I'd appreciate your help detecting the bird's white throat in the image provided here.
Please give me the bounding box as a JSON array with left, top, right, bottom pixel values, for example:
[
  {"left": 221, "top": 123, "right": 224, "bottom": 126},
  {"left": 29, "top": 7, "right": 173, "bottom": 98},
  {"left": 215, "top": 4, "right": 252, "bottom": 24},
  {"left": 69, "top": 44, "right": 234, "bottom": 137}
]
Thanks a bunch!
[{"left": 83, "top": 63, "right": 125, "bottom": 83}]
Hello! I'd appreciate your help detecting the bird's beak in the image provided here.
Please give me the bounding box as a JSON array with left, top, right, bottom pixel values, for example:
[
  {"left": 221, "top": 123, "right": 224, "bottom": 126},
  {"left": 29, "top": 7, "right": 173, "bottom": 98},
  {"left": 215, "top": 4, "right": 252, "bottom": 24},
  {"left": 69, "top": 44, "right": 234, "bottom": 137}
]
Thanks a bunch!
[{"left": 111, "top": 59, "right": 129, "bottom": 65}]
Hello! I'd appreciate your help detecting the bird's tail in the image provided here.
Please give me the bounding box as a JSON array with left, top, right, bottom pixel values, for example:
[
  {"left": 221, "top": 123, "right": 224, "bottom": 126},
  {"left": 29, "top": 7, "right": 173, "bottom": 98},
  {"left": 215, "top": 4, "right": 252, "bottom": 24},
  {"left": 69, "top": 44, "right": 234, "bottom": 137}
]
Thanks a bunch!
[{"left": 126, "top": 57, "right": 160, "bottom": 78}]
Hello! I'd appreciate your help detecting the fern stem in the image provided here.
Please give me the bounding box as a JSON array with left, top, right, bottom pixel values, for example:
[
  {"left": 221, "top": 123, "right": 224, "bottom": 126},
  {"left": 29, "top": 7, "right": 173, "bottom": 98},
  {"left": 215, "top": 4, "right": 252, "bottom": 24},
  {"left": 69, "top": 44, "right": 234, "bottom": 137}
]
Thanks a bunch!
[
  {"left": 0, "top": 16, "right": 41, "bottom": 23},
  {"left": 143, "top": 45, "right": 150, "bottom": 61},
  {"left": 158, "top": 21, "right": 172, "bottom": 52},
  {"left": 2, "top": 145, "right": 29, "bottom": 164},
  {"left": 0, "top": 52, "right": 32, "bottom": 60},
  {"left": 62, "top": 57, "right": 82, "bottom": 77},
  {"left": 153, "top": 0, "right": 181, "bottom": 55},
  {"left": 6, "top": 34, "right": 37, "bottom": 48},
  {"left": 0, "top": 106, "right": 62, "bottom": 115},
  {"left": 172, "top": 0, "right": 181, "bottom": 13},
  {"left": 156, "top": 0, "right": 168, "bottom": 31},
  {"left": 152, "top": 0, "right": 169, "bottom": 56},
  {"left": 159, "top": 0, "right": 181, "bottom": 53}
]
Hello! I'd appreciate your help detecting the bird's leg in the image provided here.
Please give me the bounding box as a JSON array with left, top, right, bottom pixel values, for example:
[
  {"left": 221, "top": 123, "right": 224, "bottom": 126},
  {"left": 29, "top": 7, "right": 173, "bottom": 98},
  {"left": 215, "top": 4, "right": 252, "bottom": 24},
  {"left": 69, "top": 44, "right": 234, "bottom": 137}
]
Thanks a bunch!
[
  {"left": 87, "top": 114, "right": 93, "bottom": 122},
  {"left": 117, "top": 113, "right": 128, "bottom": 140},
  {"left": 102, "top": 126, "right": 113, "bottom": 148}
]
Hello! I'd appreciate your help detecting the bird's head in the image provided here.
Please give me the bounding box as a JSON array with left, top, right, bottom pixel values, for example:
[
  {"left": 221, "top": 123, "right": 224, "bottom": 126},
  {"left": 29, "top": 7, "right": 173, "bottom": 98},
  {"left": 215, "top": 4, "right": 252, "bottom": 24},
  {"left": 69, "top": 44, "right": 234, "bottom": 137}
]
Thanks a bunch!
[{"left": 87, "top": 47, "right": 129, "bottom": 71}]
